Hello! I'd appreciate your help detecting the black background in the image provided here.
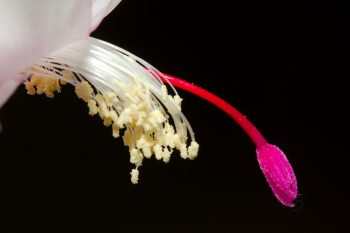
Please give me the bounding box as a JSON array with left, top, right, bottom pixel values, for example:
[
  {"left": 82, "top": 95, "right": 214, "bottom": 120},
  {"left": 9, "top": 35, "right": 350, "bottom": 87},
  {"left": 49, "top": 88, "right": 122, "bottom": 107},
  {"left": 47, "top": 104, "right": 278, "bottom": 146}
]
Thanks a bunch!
[{"left": 0, "top": 0, "right": 348, "bottom": 232}]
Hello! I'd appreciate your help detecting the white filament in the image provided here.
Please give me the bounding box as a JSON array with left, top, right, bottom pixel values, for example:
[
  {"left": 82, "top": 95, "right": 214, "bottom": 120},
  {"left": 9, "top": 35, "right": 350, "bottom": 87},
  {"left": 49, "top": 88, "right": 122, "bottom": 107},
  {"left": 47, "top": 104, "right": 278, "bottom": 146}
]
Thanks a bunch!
[{"left": 27, "top": 37, "right": 195, "bottom": 143}]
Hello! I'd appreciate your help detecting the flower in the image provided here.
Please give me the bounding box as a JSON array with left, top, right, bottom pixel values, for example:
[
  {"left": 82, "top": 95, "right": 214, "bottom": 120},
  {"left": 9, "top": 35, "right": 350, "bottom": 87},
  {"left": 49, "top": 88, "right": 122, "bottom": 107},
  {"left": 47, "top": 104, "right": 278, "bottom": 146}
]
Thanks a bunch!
[
  {"left": 0, "top": 0, "right": 297, "bottom": 206},
  {"left": 0, "top": 0, "right": 199, "bottom": 184}
]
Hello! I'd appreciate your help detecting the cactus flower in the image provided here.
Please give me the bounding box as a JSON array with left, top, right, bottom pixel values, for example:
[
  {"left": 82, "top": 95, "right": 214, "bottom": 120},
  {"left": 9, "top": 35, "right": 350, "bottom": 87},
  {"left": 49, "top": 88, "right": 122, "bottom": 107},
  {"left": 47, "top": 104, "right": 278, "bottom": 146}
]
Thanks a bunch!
[{"left": 0, "top": 0, "right": 297, "bottom": 207}]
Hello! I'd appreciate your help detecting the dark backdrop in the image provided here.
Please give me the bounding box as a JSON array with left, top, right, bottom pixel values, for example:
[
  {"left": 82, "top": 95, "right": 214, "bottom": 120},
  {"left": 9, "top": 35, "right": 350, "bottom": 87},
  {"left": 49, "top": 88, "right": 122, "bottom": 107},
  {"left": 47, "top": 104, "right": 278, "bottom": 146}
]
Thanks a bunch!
[{"left": 0, "top": 0, "right": 347, "bottom": 232}]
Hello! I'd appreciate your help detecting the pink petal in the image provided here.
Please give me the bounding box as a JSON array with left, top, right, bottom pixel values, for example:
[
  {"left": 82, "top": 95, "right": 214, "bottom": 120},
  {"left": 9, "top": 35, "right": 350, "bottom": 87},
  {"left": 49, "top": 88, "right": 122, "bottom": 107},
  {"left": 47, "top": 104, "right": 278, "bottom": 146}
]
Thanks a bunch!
[
  {"left": 0, "top": 0, "right": 120, "bottom": 108},
  {"left": 256, "top": 144, "right": 298, "bottom": 207}
]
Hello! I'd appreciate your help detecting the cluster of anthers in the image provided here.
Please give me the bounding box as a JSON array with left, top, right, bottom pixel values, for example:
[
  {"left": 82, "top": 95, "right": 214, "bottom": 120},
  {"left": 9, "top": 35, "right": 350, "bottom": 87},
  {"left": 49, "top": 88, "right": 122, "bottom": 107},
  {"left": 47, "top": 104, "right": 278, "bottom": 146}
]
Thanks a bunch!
[{"left": 21, "top": 38, "right": 199, "bottom": 184}]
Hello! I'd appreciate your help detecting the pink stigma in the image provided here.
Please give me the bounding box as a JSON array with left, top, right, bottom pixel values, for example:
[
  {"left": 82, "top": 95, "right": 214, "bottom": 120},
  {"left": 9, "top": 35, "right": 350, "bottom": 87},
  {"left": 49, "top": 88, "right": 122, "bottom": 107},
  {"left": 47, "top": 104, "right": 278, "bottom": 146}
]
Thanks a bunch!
[
  {"left": 256, "top": 144, "right": 298, "bottom": 207},
  {"left": 161, "top": 73, "right": 298, "bottom": 207}
]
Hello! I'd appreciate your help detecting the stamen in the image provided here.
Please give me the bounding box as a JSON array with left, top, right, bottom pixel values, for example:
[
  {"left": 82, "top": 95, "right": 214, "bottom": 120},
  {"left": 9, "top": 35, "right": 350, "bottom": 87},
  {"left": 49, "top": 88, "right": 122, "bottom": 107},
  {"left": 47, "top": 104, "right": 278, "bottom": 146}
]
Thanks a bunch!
[{"left": 21, "top": 37, "right": 198, "bottom": 185}]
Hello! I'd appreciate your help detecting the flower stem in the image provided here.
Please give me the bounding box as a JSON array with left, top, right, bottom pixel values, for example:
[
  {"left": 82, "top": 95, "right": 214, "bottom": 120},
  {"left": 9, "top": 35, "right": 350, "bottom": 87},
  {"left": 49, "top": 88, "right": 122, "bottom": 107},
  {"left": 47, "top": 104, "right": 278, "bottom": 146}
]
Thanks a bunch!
[{"left": 162, "top": 74, "right": 267, "bottom": 149}]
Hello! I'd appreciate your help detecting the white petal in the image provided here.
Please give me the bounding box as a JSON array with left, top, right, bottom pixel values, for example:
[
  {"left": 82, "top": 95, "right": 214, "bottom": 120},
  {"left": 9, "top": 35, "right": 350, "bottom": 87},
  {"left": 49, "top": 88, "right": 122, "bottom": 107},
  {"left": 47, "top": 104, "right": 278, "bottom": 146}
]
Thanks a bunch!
[
  {"left": 0, "top": 0, "right": 120, "bottom": 107},
  {"left": 90, "top": 0, "right": 122, "bottom": 32}
]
